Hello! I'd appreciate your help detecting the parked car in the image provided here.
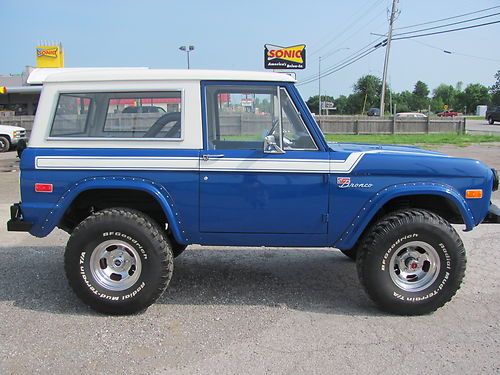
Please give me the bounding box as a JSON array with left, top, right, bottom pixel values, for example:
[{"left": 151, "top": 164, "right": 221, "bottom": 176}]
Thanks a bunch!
[
  {"left": 0, "top": 124, "right": 27, "bottom": 152},
  {"left": 367, "top": 107, "right": 380, "bottom": 116},
  {"left": 395, "top": 112, "right": 427, "bottom": 118},
  {"left": 122, "top": 105, "right": 166, "bottom": 114},
  {"left": 485, "top": 106, "right": 500, "bottom": 124},
  {"left": 7, "top": 68, "right": 499, "bottom": 316},
  {"left": 437, "top": 110, "right": 460, "bottom": 117}
]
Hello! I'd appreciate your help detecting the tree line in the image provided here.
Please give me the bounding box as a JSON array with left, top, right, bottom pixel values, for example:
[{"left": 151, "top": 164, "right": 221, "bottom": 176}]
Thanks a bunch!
[{"left": 307, "top": 70, "right": 500, "bottom": 115}]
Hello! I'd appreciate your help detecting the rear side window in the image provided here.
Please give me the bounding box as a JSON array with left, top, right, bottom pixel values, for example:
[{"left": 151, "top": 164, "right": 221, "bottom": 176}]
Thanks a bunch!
[
  {"left": 50, "top": 94, "right": 92, "bottom": 137},
  {"left": 50, "top": 91, "right": 182, "bottom": 139}
]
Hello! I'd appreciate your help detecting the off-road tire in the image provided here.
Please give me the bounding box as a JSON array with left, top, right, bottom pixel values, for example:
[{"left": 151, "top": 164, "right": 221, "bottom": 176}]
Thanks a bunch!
[
  {"left": 356, "top": 209, "right": 466, "bottom": 315},
  {"left": 0, "top": 136, "right": 10, "bottom": 153},
  {"left": 488, "top": 116, "right": 494, "bottom": 125},
  {"left": 65, "top": 208, "right": 173, "bottom": 315}
]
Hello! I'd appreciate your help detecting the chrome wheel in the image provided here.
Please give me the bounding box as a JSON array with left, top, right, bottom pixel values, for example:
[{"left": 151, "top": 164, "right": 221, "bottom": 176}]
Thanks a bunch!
[
  {"left": 389, "top": 241, "right": 440, "bottom": 292},
  {"left": 89, "top": 240, "right": 142, "bottom": 291}
]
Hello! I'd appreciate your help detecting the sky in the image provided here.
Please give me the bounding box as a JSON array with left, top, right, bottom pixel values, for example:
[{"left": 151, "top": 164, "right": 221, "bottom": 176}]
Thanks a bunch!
[{"left": 1, "top": 0, "right": 499, "bottom": 100}]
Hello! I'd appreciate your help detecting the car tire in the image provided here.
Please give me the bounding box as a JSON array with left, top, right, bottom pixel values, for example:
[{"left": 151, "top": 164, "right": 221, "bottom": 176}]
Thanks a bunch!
[
  {"left": 0, "top": 136, "right": 10, "bottom": 153},
  {"left": 65, "top": 208, "right": 173, "bottom": 315},
  {"left": 16, "top": 139, "right": 27, "bottom": 158},
  {"left": 356, "top": 209, "right": 466, "bottom": 315},
  {"left": 488, "top": 116, "right": 494, "bottom": 125}
]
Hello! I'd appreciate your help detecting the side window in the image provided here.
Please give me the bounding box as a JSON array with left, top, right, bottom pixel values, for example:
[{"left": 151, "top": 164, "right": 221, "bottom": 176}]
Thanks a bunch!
[
  {"left": 50, "top": 91, "right": 182, "bottom": 139},
  {"left": 279, "top": 88, "right": 317, "bottom": 151},
  {"left": 103, "top": 92, "right": 181, "bottom": 138},
  {"left": 206, "top": 86, "right": 279, "bottom": 150},
  {"left": 50, "top": 94, "right": 92, "bottom": 137},
  {"left": 206, "top": 85, "right": 316, "bottom": 151}
]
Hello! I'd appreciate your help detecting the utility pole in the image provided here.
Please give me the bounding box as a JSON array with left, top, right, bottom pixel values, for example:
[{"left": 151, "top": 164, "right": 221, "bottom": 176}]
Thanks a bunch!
[
  {"left": 318, "top": 56, "right": 322, "bottom": 117},
  {"left": 380, "top": 0, "right": 398, "bottom": 117}
]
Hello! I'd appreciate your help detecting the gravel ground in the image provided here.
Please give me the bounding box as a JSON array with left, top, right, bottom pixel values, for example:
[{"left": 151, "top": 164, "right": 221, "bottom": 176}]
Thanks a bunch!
[{"left": 0, "top": 145, "right": 499, "bottom": 375}]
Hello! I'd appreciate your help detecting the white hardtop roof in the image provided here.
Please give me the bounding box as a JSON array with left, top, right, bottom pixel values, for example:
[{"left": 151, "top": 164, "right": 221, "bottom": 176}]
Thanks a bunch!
[{"left": 27, "top": 68, "right": 296, "bottom": 85}]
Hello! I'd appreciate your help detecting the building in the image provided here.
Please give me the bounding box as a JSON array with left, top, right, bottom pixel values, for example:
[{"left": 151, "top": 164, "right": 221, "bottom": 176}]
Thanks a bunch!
[{"left": 0, "top": 66, "right": 41, "bottom": 115}]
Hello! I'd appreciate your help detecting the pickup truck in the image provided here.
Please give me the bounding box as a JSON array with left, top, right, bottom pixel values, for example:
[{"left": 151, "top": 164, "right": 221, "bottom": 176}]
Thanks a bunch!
[
  {"left": 0, "top": 124, "right": 27, "bottom": 152},
  {"left": 7, "top": 68, "right": 499, "bottom": 315},
  {"left": 485, "top": 105, "right": 500, "bottom": 124}
]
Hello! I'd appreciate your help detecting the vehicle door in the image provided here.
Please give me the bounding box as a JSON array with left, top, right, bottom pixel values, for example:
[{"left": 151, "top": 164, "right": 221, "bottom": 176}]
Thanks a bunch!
[{"left": 199, "top": 83, "right": 330, "bottom": 234}]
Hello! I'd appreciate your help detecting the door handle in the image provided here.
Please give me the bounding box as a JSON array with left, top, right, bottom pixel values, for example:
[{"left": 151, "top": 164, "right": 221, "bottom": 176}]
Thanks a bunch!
[{"left": 202, "top": 154, "right": 225, "bottom": 161}]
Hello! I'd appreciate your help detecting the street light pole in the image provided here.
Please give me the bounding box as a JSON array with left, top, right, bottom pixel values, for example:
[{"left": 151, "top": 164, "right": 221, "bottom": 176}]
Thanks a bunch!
[
  {"left": 318, "top": 56, "right": 322, "bottom": 117},
  {"left": 179, "top": 45, "right": 195, "bottom": 69}
]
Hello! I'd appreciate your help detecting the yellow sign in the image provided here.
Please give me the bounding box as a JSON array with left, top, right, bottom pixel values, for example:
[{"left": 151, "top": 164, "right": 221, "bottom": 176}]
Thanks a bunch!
[
  {"left": 0, "top": 86, "right": 6, "bottom": 94},
  {"left": 36, "top": 45, "right": 64, "bottom": 68},
  {"left": 264, "top": 44, "right": 306, "bottom": 69},
  {"left": 443, "top": 104, "right": 449, "bottom": 110}
]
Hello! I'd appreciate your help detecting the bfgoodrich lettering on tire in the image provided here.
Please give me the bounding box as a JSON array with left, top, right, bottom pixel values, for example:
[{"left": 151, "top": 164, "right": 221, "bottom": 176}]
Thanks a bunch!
[
  {"left": 64, "top": 208, "right": 173, "bottom": 314},
  {"left": 356, "top": 209, "right": 466, "bottom": 315}
]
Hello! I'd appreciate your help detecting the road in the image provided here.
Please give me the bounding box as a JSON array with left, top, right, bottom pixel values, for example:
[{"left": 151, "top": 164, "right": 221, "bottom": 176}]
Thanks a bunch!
[
  {"left": 0, "top": 147, "right": 499, "bottom": 375},
  {"left": 466, "top": 118, "right": 500, "bottom": 134}
]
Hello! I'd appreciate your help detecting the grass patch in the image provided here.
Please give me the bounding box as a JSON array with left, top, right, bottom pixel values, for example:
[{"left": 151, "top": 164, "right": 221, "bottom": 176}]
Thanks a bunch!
[
  {"left": 325, "top": 133, "right": 500, "bottom": 146},
  {"left": 464, "top": 116, "right": 485, "bottom": 120}
]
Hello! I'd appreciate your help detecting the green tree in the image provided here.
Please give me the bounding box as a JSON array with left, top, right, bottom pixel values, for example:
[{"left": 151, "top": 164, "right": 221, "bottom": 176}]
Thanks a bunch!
[
  {"left": 432, "top": 84, "right": 458, "bottom": 111},
  {"left": 411, "top": 81, "right": 430, "bottom": 111},
  {"left": 457, "top": 83, "right": 490, "bottom": 114},
  {"left": 490, "top": 70, "right": 500, "bottom": 105},
  {"left": 333, "top": 95, "right": 349, "bottom": 114},
  {"left": 351, "top": 74, "right": 383, "bottom": 114},
  {"left": 306, "top": 95, "right": 335, "bottom": 114},
  {"left": 392, "top": 90, "right": 413, "bottom": 113}
]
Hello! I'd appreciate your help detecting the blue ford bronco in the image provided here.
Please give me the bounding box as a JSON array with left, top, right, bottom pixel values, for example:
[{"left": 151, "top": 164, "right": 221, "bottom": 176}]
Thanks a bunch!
[{"left": 7, "top": 68, "right": 500, "bottom": 315}]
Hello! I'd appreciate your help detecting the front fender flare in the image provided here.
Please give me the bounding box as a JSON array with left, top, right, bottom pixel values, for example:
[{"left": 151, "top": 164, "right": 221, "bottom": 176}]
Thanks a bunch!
[
  {"left": 31, "top": 176, "right": 187, "bottom": 244},
  {"left": 334, "top": 182, "right": 474, "bottom": 250}
]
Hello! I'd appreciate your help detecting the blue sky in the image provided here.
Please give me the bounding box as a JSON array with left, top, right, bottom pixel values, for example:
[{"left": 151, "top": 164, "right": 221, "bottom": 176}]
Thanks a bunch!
[{"left": 1, "top": 0, "right": 499, "bottom": 99}]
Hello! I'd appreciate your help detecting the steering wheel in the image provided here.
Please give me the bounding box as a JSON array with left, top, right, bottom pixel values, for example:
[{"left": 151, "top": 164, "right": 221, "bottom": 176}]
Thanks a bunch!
[{"left": 143, "top": 112, "right": 181, "bottom": 138}]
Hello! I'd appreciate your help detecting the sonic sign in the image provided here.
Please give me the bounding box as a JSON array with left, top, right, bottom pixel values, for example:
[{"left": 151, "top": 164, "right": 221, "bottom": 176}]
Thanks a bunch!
[{"left": 264, "top": 44, "right": 306, "bottom": 70}]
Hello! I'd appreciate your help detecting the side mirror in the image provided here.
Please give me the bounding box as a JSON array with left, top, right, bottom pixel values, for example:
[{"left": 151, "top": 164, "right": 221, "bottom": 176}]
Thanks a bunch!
[{"left": 263, "top": 135, "right": 285, "bottom": 154}]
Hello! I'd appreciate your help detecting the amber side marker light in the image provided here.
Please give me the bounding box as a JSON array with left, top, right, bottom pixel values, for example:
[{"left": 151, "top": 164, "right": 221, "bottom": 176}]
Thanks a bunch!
[
  {"left": 35, "top": 183, "right": 53, "bottom": 193},
  {"left": 465, "top": 189, "right": 483, "bottom": 199}
]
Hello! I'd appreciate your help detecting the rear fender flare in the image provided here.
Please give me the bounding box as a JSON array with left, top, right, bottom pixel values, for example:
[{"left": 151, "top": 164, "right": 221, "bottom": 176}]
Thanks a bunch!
[{"left": 32, "top": 176, "right": 187, "bottom": 243}]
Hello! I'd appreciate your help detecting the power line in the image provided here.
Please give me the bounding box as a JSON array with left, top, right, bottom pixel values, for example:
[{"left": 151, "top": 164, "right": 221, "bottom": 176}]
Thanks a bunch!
[
  {"left": 297, "top": 43, "right": 384, "bottom": 86},
  {"left": 395, "top": 5, "right": 500, "bottom": 30},
  {"left": 298, "top": 37, "right": 385, "bottom": 84},
  {"left": 308, "top": 0, "right": 386, "bottom": 57},
  {"left": 392, "top": 19, "right": 500, "bottom": 40},
  {"left": 393, "top": 11, "right": 500, "bottom": 36},
  {"left": 320, "top": 7, "right": 387, "bottom": 60},
  {"left": 410, "top": 39, "right": 500, "bottom": 63}
]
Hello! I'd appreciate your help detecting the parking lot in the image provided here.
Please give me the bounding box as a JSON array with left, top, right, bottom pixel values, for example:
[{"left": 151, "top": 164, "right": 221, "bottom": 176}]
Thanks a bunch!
[{"left": 0, "top": 145, "right": 499, "bottom": 375}]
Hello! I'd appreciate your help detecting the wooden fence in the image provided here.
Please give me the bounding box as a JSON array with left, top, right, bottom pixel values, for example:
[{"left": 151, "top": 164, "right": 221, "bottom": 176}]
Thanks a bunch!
[
  {"left": 0, "top": 114, "right": 466, "bottom": 137},
  {"left": 316, "top": 115, "right": 465, "bottom": 134}
]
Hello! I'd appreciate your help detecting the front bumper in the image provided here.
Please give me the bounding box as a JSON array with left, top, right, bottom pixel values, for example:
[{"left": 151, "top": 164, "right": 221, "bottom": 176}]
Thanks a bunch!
[
  {"left": 483, "top": 202, "right": 500, "bottom": 224},
  {"left": 10, "top": 135, "right": 26, "bottom": 146},
  {"left": 7, "top": 203, "right": 32, "bottom": 232}
]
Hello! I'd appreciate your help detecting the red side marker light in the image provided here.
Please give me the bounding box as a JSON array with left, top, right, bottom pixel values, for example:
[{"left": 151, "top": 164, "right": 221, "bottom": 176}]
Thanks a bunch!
[{"left": 35, "top": 183, "right": 53, "bottom": 193}]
